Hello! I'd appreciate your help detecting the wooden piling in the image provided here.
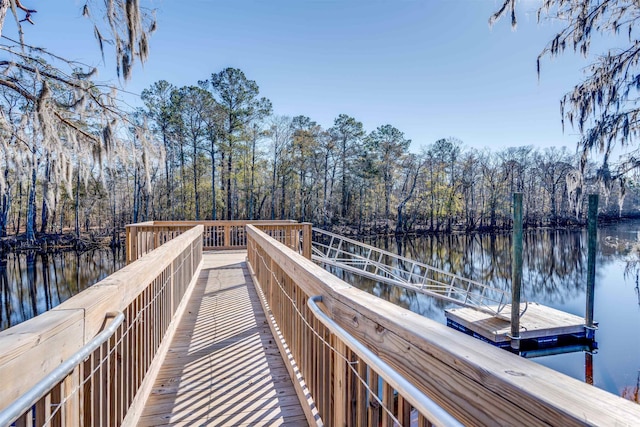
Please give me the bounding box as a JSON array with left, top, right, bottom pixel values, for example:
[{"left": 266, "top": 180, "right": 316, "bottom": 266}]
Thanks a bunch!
[
  {"left": 586, "top": 194, "right": 598, "bottom": 338},
  {"left": 511, "top": 193, "right": 523, "bottom": 349},
  {"left": 585, "top": 352, "right": 594, "bottom": 385}
]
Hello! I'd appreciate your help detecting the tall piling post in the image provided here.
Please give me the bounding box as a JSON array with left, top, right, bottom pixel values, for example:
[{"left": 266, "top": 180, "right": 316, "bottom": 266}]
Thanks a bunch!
[
  {"left": 586, "top": 194, "right": 598, "bottom": 339},
  {"left": 511, "top": 193, "right": 523, "bottom": 350}
]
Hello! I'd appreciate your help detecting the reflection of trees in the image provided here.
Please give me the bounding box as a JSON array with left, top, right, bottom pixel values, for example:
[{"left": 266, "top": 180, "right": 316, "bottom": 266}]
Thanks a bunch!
[
  {"left": 341, "top": 223, "right": 640, "bottom": 319},
  {"left": 522, "top": 230, "right": 587, "bottom": 303},
  {"left": 624, "top": 260, "right": 640, "bottom": 308},
  {"left": 26, "top": 252, "right": 37, "bottom": 317},
  {"left": 621, "top": 371, "right": 639, "bottom": 404},
  {"left": 41, "top": 253, "right": 51, "bottom": 311},
  {"left": 0, "top": 249, "right": 125, "bottom": 331},
  {"left": 606, "top": 221, "right": 640, "bottom": 308},
  {"left": 0, "top": 252, "right": 9, "bottom": 329}
]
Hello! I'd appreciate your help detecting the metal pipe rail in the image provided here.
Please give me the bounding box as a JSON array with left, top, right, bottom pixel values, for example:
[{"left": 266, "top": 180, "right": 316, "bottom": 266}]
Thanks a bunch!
[
  {"left": 0, "top": 312, "right": 125, "bottom": 426},
  {"left": 308, "top": 296, "right": 464, "bottom": 427},
  {"left": 311, "top": 227, "right": 518, "bottom": 317}
]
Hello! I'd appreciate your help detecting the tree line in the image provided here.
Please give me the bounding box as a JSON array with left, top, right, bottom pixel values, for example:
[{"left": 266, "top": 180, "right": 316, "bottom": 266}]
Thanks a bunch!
[
  {"left": 0, "top": 66, "right": 635, "bottom": 245},
  {"left": 0, "top": 0, "right": 637, "bottom": 244}
]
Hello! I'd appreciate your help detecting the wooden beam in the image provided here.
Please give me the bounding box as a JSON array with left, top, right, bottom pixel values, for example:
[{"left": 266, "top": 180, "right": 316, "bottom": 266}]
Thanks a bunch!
[{"left": 0, "top": 310, "right": 84, "bottom": 409}]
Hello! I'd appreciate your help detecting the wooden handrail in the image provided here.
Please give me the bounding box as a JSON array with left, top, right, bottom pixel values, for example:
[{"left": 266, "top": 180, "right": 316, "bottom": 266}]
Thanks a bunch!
[
  {"left": 0, "top": 312, "right": 125, "bottom": 426},
  {"left": 308, "top": 295, "right": 464, "bottom": 427},
  {"left": 246, "top": 224, "right": 640, "bottom": 426},
  {"left": 6, "top": 219, "right": 634, "bottom": 426},
  {"left": 125, "top": 220, "right": 311, "bottom": 263},
  {"left": 0, "top": 226, "right": 204, "bottom": 426}
]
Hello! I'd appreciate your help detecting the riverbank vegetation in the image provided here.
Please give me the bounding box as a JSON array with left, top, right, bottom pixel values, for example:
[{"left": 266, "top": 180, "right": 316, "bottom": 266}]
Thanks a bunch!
[{"left": 0, "top": 67, "right": 637, "bottom": 247}]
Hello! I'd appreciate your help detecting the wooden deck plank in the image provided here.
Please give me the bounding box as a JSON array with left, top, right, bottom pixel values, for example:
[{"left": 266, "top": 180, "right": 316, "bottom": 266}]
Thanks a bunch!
[
  {"left": 138, "top": 251, "right": 307, "bottom": 426},
  {"left": 445, "top": 302, "right": 587, "bottom": 343}
]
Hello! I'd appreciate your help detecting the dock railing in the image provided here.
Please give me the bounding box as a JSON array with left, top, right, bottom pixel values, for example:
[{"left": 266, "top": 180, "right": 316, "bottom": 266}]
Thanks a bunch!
[
  {"left": 0, "top": 225, "right": 204, "bottom": 426},
  {"left": 125, "top": 220, "right": 308, "bottom": 263},
  {"left": 4, "top": 221, "right": 640, "bottom": 426},
  {"left": 246, "top": 224, "right": 640, "bottom": 426}
]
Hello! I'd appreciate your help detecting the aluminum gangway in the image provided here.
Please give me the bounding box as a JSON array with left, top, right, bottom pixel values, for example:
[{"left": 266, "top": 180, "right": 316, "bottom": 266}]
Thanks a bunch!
[{"left": 311, "top": 228, "right": 520, "bottom": 317}]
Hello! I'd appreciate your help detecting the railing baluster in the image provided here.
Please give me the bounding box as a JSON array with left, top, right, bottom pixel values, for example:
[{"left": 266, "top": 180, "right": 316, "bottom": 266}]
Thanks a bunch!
[
  {"left": 356, "top": 355, "right": 368, "bottom": 427},
  {"left": 333, "top": 337, "right": 347, "bottom": 425},
  {"left": 381, "top": 381, "right": 394, "bottom": 427},
  {"left": 368, "top": 370, "right": 380, "bottom": 427}
]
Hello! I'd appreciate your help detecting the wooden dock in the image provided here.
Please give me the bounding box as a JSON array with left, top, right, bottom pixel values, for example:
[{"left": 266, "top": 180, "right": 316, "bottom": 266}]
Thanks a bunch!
[
  {"left": 4, "top": 221, "right": 640, "bottom": 427},
  {"left": 445, "top": 302, "right": 589, "bottom": 346},
  {"left": 138, "top": 251, "right": 307, "bottom": 426}
]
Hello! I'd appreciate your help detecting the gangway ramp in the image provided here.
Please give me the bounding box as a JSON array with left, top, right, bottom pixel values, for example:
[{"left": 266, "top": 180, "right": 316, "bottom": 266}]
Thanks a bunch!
[
  {"left": 311, "top": 228, "right": 515, "bottom": 317},
  {"left": 311, "top": 228, "right": 593, "bottom": 350}
]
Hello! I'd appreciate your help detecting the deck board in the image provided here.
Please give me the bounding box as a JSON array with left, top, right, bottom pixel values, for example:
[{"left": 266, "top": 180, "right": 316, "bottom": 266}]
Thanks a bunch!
[
  {"left": 138, "top": 251, "right": 307, "bottom": 426},
  {"left": 445, "top": 302, "right": 587, "bottom": 343}
]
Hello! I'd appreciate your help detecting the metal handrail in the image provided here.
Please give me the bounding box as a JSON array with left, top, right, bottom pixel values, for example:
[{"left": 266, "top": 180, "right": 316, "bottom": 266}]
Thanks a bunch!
[
  {"left": 311, "top": 227, "right": 525, "bottom": 317},
  {"left": 312, "top": 228, "right": 505, "bottom": 294},
  {"left": 0, "top": 311, "right": 125, "bottom": 426},
  {"left": 307, "top": 296, "right": 464, "bottom": 427}
]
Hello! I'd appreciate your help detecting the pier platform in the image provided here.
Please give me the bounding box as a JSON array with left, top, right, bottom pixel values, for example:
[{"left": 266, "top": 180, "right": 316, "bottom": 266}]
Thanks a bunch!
[
  {"left": 138, "top": 251, "right": 305, "bottom": 426},
  {"left": 445, "top": 302, "right": 592, "bottom": 349}
]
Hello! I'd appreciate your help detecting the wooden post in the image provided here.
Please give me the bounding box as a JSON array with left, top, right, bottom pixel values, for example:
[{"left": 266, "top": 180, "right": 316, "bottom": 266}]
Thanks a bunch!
[
  {"left": 126, "top": 226, "right": 137, "bottom": 264},
  {"left": 585, "top": 352, "right": 594, "bottom": 385},
  {"left": 302, "top": 223, "right": 312, "bottom": 259},
  {"left": 125, "top": 226, "right": 130, "bottom": 264},
  {"left": 511, "top": 193, "right": 523, "bottom": 350},
  {"left": 154, "top": 227, "right": 159, "bottom": 251},
  {"left": 586, "top": 194, "right": 598, "bottom": 338},
  {"left": 224, "top": 224, "right": 231, "bottom": 248}
]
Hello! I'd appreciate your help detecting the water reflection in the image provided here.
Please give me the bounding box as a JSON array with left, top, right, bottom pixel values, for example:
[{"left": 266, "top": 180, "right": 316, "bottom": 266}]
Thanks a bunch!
[
  {"left": 335, "top": 221, "right": 640, "bottom": 402},
  {"left": 622, "top": 371, "right": 639, "bottom": 403},
  {"left": 353, "top": 228, "right": 632, "bottom": 310},
  {"left": 0, "top": 248, "right": 124, "bottom": 331}
]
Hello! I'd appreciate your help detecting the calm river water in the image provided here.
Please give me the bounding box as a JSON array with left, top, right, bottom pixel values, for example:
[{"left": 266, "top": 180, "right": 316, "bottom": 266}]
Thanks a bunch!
[
  {"left": 0, "top": 248, "right": 124, "bottom": 331},
  {"left": 328, "top": 221, "right": 640, "bottom": 403},
  {"left": 1, "top": 223, "right": 639, "bottom": 403}
]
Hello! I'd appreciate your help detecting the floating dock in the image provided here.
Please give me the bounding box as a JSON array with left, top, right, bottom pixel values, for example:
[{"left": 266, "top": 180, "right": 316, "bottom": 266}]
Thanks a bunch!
[{"left": 445, "top": 302, "right": 595, "bottom": 351}]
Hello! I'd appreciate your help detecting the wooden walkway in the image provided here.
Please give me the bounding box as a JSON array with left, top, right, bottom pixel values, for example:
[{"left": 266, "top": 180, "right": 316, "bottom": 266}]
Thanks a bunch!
[{"left": 139, "top": 251, "right": 307, "bottom": 426}]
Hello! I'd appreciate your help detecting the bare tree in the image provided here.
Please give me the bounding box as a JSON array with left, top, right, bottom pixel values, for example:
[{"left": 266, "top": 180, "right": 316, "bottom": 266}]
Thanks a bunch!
[
  {"left": 534, "top": 147, "right": 574, "bottom": 224},
  {"left": 0, "top": 0, "right": 155, "bottom": 241},
  {"left": 396, "top": 154, "right": 424, "bottom": 233},
  {"left": 492, "top": 0, "right": 640, "bottom": 185},
  {"left": 267, "top": 116, "right": 292, "bottom": 220}
]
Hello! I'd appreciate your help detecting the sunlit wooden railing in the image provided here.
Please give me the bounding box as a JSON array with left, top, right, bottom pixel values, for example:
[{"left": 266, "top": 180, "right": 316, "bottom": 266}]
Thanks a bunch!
[
  {"left": 125, "top": 220, "right": 306, "bottom": 263},
  {"left": 6, "top": 220, "right": 640, "bottom": 427},
  {"left": 0, "top": 226, "right": 204, "bottom": 426},
  {"left": 246, "top": 224, "right": 640, "bottom": 426}
]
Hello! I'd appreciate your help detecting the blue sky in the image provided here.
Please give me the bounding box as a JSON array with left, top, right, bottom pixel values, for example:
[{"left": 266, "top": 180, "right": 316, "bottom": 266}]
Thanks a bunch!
[{"left": 8, "top": 1, "right": 600, "bottom": 153}]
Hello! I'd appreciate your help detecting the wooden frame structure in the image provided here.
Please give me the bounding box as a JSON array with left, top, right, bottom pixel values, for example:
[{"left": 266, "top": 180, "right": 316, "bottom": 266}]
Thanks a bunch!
[
  {"left": 125, "top": 220, "right": 308, "bottom": 263},
  {"left": 1, "top": 220, "right": 639, "bottom": 426}
]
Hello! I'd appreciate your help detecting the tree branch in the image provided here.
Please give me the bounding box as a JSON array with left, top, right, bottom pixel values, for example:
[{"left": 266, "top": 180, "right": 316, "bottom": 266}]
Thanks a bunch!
[
  {"left": 52, "top": 110, "right": 99, "bottom": 143},
  {"left": 0, "top": 78, "right": 35, "bottom": 101},
  {"left": 14, "top": 0, "right": 36, "bottom": 25}
]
